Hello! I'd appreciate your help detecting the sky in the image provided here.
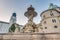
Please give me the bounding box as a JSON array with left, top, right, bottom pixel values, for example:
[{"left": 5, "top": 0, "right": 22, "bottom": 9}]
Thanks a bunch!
[{"left": 0, "top": 0, "right": 60, "bottom": 25}]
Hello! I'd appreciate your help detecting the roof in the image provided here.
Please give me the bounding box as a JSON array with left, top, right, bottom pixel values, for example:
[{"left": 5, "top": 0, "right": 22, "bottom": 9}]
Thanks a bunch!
[
  {"left": 0, "top": 21, "right": 23, "bottom": 27},
  {"left": 12, "top": 13, "right": 16, "bottom": 17},
  {"left": 40, "top": 7, "right": 60, "bottom": 16},
  {"left": 0, "top": 21, "right": 9, "bottom": 24}
]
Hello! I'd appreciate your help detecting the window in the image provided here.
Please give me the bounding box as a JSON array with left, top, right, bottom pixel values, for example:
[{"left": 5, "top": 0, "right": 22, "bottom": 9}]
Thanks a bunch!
[
  {"left": 52, "top": 19, "right": 56, "bottom": 23},
  {"left": 54, "top": 26, "right": 58, "bottom": 28},
  {"left": 50, "top": 11, "right": 54, "bottom": 16},
  {"left": 43, "top": 15, "right": 45, "bottom": 18},
  {"left": 45, "top": 27, "right": 47, "bottom": 29},
  {"left": 50, "top": 13, "right": 54, "bottom": 16},
  {"left": 44, "top": 21, "right": 46, "bottom": 24}
]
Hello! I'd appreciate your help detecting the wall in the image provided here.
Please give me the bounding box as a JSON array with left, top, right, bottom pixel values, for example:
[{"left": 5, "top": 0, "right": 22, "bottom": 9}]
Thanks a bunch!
[
  {"left": 0, "top": 22, "right": 9, "bottom": 33},
  {"left": 0, "top": 33, "right": 60, "bottom": 40},
  {"left": 40, "top": 9, "right": 60, "bottom": 33},
  {"left": 0, "top": 21, "right": 22, "bottom": 33}
]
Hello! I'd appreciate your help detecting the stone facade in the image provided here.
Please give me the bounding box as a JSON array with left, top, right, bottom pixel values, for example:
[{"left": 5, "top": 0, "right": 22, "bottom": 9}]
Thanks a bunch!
[
  {"left": 0, "top": 13, "right": 22, "bottom": 33},
  {"left": 0, "top": 33, "right": 60, "bottom": 40},
  {"left": 0, "top": 3, "right": 60, "bottom": 40},
  {"left": 22, "top": 5, "right": 38, "bottom": 33},
  {"left": 39, "top": 5, "right": 60, "bottom": 33}
]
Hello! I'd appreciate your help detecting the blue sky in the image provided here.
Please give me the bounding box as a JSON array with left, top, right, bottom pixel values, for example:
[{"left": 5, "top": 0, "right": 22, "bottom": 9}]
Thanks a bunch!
[{"left": 0, "top": 0, "right": 60, "bottom": 25}]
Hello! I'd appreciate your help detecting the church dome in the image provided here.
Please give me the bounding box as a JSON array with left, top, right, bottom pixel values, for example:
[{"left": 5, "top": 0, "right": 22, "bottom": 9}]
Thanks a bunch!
[
  {"left": 40, "top": 3, "right": 60, "bottom": 17},
  {"left": 49, "top": 3, "right": 59, "bottom": 9},
  {"left": 12, "top": 13, "right": 16, "bottom": 17}
]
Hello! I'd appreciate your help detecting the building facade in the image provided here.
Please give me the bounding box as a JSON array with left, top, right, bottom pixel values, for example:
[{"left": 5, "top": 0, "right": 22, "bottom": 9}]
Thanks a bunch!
[
  {"left": 0, "top": 3, "right": 60, "bottom": 40},
  {"left": 38, "top": 3, "right": 60, "bottom": 33},
  {"left": 0, "top": 13, "right": 22, "bottom": 33}
]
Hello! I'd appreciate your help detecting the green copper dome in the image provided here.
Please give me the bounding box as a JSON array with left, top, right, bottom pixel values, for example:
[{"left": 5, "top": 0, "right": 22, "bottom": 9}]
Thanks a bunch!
[{"left": 49, "top": 3, "right": 58, "bottom": 9}]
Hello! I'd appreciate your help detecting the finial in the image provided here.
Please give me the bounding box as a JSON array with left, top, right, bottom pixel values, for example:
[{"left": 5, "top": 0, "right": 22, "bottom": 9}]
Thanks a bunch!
[
  {"left": 49, "top": 3, "right": 54, "bottom": 9},
  {"left": 30, "top": 5, "right": 32, "bottom": 7},
  {"left": 27, "top": 5, "right": 34, "bottom": 11}
]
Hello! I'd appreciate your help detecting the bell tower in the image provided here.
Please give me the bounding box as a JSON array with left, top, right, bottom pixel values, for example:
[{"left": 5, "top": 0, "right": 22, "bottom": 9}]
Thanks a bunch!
[
  {"left": 9, "top": 13, "right": 20, "bottom": 33},
  {"left": 10, "top": 13, "right": 17, "bottom": 26}
]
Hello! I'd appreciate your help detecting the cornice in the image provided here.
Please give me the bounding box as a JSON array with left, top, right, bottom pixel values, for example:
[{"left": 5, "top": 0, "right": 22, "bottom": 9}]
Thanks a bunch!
[
  {"left": 40, "top": 8, "right": 60, "bottom": 17},
  {"left": 0, "top": 32, "right": 60, "bottom": 35},
  {"left": 41, "top": 16, "right": 59, "bottom": 22}
]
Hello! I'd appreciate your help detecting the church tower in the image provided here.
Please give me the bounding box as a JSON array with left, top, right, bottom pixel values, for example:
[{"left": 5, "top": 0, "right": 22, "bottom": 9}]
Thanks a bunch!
[
  {"left": 9, "top": 13, "right": 20, "bottom": 32},
  {"left": 10, "top": 13, "right": 17, "bottom": 26},
  {"left": 39, "top": 3, "right": 60, "bottom": 33}
]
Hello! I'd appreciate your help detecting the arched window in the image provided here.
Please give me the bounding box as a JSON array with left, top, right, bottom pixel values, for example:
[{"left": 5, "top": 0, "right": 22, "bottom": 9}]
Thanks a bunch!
[
  {"left": 50, "top": 11, "right": 54, "bottom": 16},
  {"left": 50, "top": 13, "right": 54, "bottom": 16},
  {"left": 52, "top": 19, "right": 56, "bottom": 23}
]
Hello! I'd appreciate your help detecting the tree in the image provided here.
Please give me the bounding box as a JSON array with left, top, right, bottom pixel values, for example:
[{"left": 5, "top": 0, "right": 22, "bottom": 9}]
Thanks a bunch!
[{"left": 9, "top": 24, "right": 16, "bottom": 32}]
